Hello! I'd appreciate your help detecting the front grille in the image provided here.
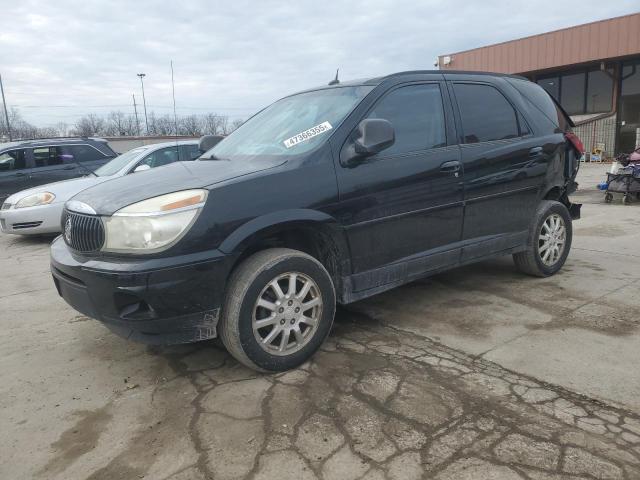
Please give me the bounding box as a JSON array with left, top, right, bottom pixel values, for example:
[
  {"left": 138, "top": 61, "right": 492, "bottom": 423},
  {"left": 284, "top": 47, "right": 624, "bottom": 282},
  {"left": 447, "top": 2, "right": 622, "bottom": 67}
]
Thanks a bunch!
[{"left": 62, "top": 209, "right": 105, "bottom": 252}]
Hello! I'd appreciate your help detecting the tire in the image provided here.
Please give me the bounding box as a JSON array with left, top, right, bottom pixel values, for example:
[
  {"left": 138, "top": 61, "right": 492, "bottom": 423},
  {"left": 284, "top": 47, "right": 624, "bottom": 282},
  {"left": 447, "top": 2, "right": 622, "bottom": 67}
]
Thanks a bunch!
[
  {"left": 219, "top": 248, "right": 336, "bottom": 372},
  {"left": 605, "top": 192, "right": 613, "bottom": 203},
  {"left": 513, "top": 200, "right": 572, "bottom": 277}
]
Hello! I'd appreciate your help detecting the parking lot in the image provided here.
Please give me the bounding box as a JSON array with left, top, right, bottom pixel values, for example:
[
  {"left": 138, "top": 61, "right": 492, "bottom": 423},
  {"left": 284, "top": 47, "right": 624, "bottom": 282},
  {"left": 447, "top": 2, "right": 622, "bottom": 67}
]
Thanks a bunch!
[{"left": 1, "top": 162, "right": 639, "bottom": 480}]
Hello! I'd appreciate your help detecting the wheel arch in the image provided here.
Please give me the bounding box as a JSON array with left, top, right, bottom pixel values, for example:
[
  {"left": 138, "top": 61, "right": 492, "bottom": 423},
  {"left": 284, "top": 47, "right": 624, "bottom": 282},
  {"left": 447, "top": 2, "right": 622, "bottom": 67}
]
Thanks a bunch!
[{"left": 219, "top": 209, "right": 351, "bottom": 292}]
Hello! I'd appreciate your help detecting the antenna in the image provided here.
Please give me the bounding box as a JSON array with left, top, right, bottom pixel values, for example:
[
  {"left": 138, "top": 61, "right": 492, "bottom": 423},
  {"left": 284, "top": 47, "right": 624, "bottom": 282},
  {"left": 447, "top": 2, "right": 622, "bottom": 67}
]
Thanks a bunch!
[
  {"left": 170, "top": 60, "right": 179, "bottom": 156},
  {"left": 328, "top": 69, "right": 340, "bottom": 86}
]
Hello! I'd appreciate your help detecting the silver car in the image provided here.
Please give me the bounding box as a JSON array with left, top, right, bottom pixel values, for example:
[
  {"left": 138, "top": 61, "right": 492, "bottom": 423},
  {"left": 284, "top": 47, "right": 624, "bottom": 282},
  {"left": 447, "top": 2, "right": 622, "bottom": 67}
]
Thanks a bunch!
[{"left": 0, "top": 141, "right": 201, "bottom": 235}]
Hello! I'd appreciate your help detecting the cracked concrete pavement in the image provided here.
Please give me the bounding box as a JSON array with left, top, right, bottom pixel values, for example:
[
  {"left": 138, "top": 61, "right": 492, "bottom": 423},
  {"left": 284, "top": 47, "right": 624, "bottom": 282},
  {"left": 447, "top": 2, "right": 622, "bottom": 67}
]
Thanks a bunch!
[{"left": 1, "top": 163, "right": 639, "bottom": 479}]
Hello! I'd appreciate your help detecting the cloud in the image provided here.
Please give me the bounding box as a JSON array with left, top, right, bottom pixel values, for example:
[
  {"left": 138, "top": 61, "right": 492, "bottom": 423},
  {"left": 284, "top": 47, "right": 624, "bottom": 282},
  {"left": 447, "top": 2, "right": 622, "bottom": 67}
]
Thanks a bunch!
[{"left": 1, "top": 0, "right": 638, "bottom": 126}]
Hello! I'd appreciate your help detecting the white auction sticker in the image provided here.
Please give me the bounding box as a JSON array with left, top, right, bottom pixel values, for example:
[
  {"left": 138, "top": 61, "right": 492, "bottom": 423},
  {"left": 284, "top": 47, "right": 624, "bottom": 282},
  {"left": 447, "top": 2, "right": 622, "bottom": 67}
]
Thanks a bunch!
[{"left": 283, "top": 121, "right": 333, "bottom": 148}]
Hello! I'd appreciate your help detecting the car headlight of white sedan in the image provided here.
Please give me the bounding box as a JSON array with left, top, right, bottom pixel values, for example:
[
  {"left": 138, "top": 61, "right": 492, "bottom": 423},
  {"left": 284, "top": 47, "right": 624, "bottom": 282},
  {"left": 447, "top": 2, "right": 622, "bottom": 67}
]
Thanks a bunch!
[
  {"left": 15, "top": 192, "right": 56, "bottom": 209},
  {"left": 102, "top": 189, "right": 207, "bottom": 253}
]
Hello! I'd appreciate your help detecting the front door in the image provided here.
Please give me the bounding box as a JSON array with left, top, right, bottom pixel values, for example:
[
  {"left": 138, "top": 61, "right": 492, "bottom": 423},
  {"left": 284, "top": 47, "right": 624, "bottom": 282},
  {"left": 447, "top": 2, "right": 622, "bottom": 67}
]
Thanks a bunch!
[
  {"left": 0, "top": 148, "right": 29, "bottom": 203},
  {"left": 335, "top": 82, "right": 464, "bottom": 291}
]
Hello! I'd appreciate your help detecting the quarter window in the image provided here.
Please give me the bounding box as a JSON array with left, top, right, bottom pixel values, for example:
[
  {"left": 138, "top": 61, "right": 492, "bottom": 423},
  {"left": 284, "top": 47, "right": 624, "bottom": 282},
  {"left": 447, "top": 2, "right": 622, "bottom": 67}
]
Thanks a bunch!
[
  {"left": 179, "top": 144, "right": 200, "bottom": 161},
  {"left": 454, "top": 84, "right": 519, "bottom": 143},
  {"left": 0, "top": 149, "right": 27, "bottom": 171},
  {"left": 67, "top": 144, "right": 106, "bottom": 162},
  {"left": 365, "top": 84, "right": 446, "bottom": 156}
]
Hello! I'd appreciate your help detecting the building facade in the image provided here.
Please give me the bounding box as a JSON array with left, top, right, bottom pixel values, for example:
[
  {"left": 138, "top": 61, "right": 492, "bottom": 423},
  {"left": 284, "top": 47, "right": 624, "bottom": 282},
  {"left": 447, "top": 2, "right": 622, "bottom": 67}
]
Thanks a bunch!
[{"left": 438, "top": 13, "right": 640, "bottom": 158}]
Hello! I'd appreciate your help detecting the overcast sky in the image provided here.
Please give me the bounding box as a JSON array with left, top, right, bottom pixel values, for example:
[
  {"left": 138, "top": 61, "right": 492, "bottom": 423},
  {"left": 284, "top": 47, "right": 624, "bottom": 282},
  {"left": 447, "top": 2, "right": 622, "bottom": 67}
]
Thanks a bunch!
[{"left": 1, "top": 0, "right": 638, "bottom": 127}]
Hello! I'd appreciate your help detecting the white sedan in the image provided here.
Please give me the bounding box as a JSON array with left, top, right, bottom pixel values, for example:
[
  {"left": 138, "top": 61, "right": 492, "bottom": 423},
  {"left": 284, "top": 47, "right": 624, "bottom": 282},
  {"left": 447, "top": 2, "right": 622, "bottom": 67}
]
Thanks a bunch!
[{"left": 0, "top": 140, "right": 202, "bottom": 235}]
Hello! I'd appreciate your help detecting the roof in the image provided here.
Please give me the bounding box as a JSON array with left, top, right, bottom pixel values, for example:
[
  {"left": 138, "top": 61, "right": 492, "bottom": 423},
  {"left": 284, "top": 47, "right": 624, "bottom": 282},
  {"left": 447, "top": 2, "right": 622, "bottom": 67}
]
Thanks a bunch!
[
  {"left": 294, "top": 70, "right": 525, "bottom": 96},
  {"left": 438, "top": 12, "right": 640, "bottom": 74}
]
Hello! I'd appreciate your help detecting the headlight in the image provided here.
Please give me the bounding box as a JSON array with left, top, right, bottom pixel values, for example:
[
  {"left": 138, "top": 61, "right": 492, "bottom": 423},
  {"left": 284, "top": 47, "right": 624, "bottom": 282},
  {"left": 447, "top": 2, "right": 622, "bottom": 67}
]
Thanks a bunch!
[
  {"left": 102, "top": 189, "right": 207, "bottom": 253},
  {"left": 15, "top": 192, "right": 56, "bottom": 209}
]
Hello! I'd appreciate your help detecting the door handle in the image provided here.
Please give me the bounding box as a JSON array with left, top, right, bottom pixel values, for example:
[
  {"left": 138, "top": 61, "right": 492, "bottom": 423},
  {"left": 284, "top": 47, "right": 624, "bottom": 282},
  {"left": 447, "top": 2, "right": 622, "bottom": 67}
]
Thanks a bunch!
[
  {"left": 440, "top": 160, "right": 461, "bottom": 176},
  {"left": 63, "top": 165, "right": 76, "bottom": 170},
  {"left": 15, "top": 172, "right": 26, "bottom": 177},
  {"left": 529, "top": 146, "right": 544, "bottom": 157}
]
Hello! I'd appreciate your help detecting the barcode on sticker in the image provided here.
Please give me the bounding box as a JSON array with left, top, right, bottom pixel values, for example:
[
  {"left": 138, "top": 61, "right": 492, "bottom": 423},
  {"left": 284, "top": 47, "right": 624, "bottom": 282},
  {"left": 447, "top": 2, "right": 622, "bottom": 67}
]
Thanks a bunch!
[{"left": 283, "top": 121, "right": 333, "bottom": 148}]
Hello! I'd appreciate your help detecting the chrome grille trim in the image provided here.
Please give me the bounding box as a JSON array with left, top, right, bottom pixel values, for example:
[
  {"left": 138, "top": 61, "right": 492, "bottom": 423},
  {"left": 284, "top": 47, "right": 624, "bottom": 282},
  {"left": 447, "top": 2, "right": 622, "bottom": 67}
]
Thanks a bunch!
[{"left": 61, "top": 209, "right": 105, "bottom": 252}]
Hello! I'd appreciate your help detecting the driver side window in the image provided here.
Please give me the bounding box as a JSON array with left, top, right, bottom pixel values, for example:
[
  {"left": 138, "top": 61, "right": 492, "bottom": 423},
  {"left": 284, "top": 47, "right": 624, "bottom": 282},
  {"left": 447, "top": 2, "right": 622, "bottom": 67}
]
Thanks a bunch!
[{"left": 366, "top": 84, "right": 446, "bottom": 156}]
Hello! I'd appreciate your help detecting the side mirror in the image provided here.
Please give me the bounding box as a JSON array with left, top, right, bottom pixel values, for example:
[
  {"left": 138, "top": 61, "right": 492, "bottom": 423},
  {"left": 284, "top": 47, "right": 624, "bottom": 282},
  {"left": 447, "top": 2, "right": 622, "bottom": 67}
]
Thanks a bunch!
[
  {"left": 198, "top": 135, "right": 224, "bottom": 152},
  {"left": 342, "top": 119, "right": 395, "bottom": 167},
  {"left": 133, "top": 164, "right": 151, "bottom": 173}
]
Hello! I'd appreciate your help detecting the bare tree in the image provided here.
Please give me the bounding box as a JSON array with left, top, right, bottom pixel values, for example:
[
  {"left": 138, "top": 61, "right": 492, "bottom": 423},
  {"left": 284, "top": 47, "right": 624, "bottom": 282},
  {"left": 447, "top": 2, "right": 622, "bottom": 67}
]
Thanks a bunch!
[
  {"left": 230, "top": 119, "right": 244, "bottom": 132},
  {"left": 1, "top": 108, "right": 243, "bottom": 141},
  {"left": 55, "top": 122, "right": 70, "bottom": 137},
  {"left": 73, "top": 114, "right": 105, "bottom": 136},
  {"left": 179, "top": 114, "right": 202, "bottom": 136}
]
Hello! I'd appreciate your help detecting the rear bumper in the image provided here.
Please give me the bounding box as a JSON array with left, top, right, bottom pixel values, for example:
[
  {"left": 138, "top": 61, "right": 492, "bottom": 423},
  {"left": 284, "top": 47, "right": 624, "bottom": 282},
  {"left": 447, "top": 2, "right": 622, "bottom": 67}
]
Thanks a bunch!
[
  {"left": 50, "top": 236, "right": 233, "bottom": 345},
  {"left": 0, "top": 203, "right": 64, "bottom": 235}
]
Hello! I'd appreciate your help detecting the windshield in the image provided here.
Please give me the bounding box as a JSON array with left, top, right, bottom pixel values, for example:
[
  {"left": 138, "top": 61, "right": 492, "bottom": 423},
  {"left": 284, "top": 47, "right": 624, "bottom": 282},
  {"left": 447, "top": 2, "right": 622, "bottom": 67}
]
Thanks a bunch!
[
  {"left": 94, "top": 147, "right": 149, "bottom": 176},
  {"left": 203, "top": 85, "right": 374, "bottom": 160}
]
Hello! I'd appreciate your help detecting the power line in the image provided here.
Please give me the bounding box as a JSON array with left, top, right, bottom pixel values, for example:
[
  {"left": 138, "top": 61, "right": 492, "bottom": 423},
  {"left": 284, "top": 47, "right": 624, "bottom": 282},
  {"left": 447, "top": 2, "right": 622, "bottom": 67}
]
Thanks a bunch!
[{"left": 12, "top": 104, "right": 257, "bottom": 110}]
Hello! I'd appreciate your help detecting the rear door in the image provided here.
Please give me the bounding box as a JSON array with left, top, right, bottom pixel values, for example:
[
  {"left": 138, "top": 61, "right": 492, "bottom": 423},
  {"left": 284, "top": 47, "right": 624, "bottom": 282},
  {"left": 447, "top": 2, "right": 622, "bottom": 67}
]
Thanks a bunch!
[
  {"left": 0, "top": 148, "right": 29, "bottom": 203},
  {"left": 335, "top": 81, "right": 464, "bottom": 288},
  {"left": 26, "top": 145, "right": 82, "bottom": 188},
  {"left": 449, "top": 79, "right": 545, "bottom": 261}
]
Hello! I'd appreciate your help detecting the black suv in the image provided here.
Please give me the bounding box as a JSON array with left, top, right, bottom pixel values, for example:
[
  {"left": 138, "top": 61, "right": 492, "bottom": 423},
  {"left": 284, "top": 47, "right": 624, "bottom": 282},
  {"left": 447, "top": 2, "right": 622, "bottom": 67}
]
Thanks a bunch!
[
  {"left": 0, "top": 137, "right": 117, "bottom": 203},
  {"left": 51, "top": 71, "right": 583, "bottom": 372}
]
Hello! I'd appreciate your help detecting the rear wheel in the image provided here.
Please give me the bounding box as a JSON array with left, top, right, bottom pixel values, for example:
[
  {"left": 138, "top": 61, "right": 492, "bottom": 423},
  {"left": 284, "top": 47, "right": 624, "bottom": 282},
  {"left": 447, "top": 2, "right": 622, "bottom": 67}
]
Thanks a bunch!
[
  {"left": 513, "top": 200, "right": 572, "bottom": 277},
  {"left": 219, "top": 248, "right": 336, "bottom": 372}
]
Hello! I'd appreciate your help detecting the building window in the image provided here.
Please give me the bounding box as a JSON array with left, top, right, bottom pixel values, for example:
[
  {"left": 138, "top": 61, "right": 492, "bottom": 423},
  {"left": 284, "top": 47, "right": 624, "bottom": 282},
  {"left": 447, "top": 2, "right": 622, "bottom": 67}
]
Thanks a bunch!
[
  {"left": 586, "top": 70, "right": 613, "bottom": 114},
  {"left": 561, "top": 72, "right": 586, "bottom": 115},
  {"left": 537, "top": 77, "right": 559, "bottom": 101},
  {"left": 537, "top": 68, "right": 613, "bottom": 116}
]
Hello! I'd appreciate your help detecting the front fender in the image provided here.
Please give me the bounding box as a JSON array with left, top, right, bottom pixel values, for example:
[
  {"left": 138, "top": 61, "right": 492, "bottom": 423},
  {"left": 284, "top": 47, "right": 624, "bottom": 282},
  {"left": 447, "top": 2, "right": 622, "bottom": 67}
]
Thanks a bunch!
[{"left": 218, "top": 209, "right": 347, "bottom": 256}]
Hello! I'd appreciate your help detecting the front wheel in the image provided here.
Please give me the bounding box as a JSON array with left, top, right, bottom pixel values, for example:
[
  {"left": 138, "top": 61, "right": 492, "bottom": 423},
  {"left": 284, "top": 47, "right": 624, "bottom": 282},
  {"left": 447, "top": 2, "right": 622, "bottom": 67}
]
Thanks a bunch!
[
  {"left": 219, "top": 248, "right": 336, "bottom": 372},
  {"left": 513, "top": 200, "right": 572, "bottom": 277}
]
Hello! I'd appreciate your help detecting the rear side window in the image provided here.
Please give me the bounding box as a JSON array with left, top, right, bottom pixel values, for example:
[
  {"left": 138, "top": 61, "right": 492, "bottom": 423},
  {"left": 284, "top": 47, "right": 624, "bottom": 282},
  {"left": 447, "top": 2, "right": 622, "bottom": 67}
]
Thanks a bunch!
[
  {"left": 33, "top": 147, "right": 55, "bottom": 167},
  {"left": 138, "top": 147, "right": 180, "bottom": 169},
  {"left": 453, "top": 83, "right": 519, "bottom": 143},
  {"left": 509, "top": 78, "right": 568, "bottom": 130},
  {"left": 0, "top": 149, "right": 27, "bottom": 171},
  {"left": 366, "top": 83, "right": 446, "bottom": 156}
]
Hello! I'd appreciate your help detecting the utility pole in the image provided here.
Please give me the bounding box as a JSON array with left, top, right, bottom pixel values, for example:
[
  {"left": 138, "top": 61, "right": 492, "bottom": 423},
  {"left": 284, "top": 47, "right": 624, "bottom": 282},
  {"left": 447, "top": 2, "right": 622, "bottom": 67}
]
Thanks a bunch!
[
  {"left": 137, "top": 73, "right": 149, "bottom": 136},
  {"left": 0, "top": 73, "right": 11, "bottom": 141},
  {"left": 132, "top": 94, "right": 141, "bottom": 136}
]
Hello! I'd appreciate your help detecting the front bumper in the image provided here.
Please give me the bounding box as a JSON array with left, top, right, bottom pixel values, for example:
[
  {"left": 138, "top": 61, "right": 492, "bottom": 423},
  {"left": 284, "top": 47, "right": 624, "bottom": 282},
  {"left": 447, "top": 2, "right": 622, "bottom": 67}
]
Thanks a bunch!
[
  {"left": 0, "top": 203, "right": 64, "bottom": 235},
  {"left": 50, "top": 236, "right": 233, "bottom": 345}
]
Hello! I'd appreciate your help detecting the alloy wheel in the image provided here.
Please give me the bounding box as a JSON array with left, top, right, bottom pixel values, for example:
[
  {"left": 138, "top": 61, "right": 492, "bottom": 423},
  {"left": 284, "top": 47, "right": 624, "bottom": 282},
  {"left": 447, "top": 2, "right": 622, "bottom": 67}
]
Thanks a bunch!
[
  {"left": 252, "top": 272, "right": 323, "bottom": 356},
  {"left": 538, "top": 213, "right": 566, "bottom": 266}
]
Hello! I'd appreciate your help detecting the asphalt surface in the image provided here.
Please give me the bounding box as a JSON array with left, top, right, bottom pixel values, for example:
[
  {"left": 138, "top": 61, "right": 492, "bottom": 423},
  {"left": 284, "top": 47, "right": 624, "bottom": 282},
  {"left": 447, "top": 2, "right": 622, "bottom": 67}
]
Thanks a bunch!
[{"left": 1, "top": 163, "right": 639, "bottom": 480}]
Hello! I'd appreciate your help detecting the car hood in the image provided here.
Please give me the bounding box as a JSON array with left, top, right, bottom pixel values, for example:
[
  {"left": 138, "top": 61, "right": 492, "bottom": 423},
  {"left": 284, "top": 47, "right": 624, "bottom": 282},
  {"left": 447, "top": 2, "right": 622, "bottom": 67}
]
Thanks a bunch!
[
  {"left": 4, "top": 175, "right": 108, "bottom": 205},
  {"left": 70, "top": 158, "right": 285, "bottom": 215}
]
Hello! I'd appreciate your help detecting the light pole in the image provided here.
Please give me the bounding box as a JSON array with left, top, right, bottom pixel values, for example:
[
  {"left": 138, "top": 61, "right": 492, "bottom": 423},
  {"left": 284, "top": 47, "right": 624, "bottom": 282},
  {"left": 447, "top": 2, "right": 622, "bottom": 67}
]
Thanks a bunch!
[
  {"left": 137, "top": 73, "right": 149, "bottom": 135},
  {"left": 0, "top": 73, "right": 11, "bottom": 141}
]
